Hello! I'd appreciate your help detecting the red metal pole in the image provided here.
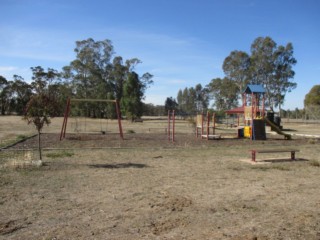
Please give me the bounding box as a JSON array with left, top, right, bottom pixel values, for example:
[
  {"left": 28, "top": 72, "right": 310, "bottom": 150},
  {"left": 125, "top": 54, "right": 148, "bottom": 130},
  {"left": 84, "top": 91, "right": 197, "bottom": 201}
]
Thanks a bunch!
[
  {"left": 64, "top": 98, "right": 71, "bottom": 139},
  {"left": 172, "top": 110, "right": 175, "bottom": 142},
  {"left": 60, "top": 97, "right": 71, "bottom": 140},
  {"left": 196, "top": 115, "right": 198, "bottom": 138},
  {"left": 262, "top": 94, "right": 265, "bottom": 119},
  {"left": 201, "top": 112, "right": 204, "bottom": 138},
  {"left": 243, "top": 93, "right": 246, "bottom": 125}
]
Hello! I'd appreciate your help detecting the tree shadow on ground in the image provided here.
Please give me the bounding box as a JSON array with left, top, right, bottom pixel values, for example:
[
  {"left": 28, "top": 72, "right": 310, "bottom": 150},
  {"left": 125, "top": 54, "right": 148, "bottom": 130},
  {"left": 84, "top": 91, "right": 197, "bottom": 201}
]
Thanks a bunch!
[
  {"left": 87, "top": 162, "right": 148, "bottom": 169},
  {"left": 281, "top": 128, "right": 297, "bottom": 132}
]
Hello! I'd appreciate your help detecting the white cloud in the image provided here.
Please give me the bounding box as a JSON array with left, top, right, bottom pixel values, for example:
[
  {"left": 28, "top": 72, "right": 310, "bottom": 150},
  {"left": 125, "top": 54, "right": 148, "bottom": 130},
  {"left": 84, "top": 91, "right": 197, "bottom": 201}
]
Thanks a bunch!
[
  {"left": 0, "top": 66, "right": 30, "bottom": 80},
  {"left": 144, "top": 94, "right": 168, "bottom": 105},
  {"left": 0, "top": 66, "right": 17, "bottom": 72},
  {"left": 0, "top": 25, "right": 74, "bottom": 62}
]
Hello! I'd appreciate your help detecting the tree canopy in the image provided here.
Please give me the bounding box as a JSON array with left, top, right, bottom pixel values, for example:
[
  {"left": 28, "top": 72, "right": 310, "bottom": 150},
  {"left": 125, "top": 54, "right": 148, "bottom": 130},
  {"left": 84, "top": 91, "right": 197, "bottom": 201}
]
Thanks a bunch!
[
  {"left": 304, "top": 85, "right": 320, "bottom": 107},
  {"left": 250, "top": 37, "right": 297, "bottom": 111},
  {"left": 1, "top": 36, "right": 299, "bottom": 117},
  {"left": 174, "top": 36, "right": 297, "bottom": 113}
]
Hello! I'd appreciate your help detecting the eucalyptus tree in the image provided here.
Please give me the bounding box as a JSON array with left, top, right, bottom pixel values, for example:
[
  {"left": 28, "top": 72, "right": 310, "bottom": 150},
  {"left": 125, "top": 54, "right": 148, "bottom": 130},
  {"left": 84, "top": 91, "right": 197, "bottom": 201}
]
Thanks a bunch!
[
  {"left": 222, "top": 50, "right": 250, "bottom": 102},
  {"left": 0, "top": 75, "right": 8, "bottom": 115},
  {"left": 207, "top": 77, "right": 239, "bottom": 111},
  {"left": 250, "top": 36, "right": 277, "bottom": 108},
  {"left": 249, "top": 36, "right": 297, "bottom": 112},
  {"left": 164, "top": 97, "right": 178, "bottom": 113},
  {"left": 0, "top": 75, "right": 33, "bottom": 115},
  {"left": 273, "top": 43, "right": 297, "bottom": 113},
  {"left": 11, "top": 75, "right": 33, "bottom": 115},
  {"left": 121, "top": 72, "right": 144, "bottom": 121},
  {"left": 304, "top": 85, "right": 320, "bottom": 107},
  {"left": 175, "top": 85, "right": 208, "bottom": 114},
  {"left": 304, "top": 85, "right": 320, "bottom": 120},
  {"left": 195, "top": 84, "right": 209, "bottom": 112},
  {"left": 176, "top": 89, "right": 184, "bottom": 114},
  {"left": 63, "top": 39, "right": 110, "bottom": 116},
  {"left": 69, "top": 38, "right": 114, "bottom": 100},
  {"left": 63, "top": 38, "right": 153, "bottom": 118}
]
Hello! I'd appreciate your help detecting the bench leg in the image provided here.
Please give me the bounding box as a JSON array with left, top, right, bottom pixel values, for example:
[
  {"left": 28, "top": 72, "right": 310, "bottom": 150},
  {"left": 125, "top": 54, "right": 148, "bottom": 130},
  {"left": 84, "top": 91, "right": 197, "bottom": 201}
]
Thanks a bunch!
[
  {"left": 251, "top": 151, "right": 256, "bottom": 162},
  {"left": 291, "top": 151, "right": 295, "bottom": 160}
]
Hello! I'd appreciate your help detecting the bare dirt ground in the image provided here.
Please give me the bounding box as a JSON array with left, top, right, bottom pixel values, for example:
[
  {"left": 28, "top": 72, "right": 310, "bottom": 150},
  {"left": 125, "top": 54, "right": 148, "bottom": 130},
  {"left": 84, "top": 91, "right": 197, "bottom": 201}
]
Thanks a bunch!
[{"left": 0, "top": 116, "right": 320, "bottom": 239}]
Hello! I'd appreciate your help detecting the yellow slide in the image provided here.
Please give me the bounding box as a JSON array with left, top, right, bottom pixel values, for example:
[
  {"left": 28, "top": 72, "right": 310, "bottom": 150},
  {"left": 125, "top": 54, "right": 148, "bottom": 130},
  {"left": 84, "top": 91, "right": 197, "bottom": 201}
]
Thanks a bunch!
[{"left": 265, "top": 118, "right": 291, "bottom": 140}]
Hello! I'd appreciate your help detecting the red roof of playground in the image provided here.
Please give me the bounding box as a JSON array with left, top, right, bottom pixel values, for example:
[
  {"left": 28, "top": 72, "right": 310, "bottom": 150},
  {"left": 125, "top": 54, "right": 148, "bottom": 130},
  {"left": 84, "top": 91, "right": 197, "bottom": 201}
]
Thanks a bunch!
[{"left": 225, "top": 106, "right": 245, "bottom": 114}]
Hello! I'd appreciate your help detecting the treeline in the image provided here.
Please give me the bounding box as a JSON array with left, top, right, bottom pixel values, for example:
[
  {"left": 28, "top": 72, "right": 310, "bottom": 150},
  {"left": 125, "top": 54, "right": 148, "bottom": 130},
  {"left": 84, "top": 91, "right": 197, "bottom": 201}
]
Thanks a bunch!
[
  {"left": 166, "top": 36, "right": 298, "bottom": 115},
  {"left": 0, "top": 38, "right": 153, "bottom": 120},
  {"left": 2, "top": 36, "right": 317, "bottom": 119}
]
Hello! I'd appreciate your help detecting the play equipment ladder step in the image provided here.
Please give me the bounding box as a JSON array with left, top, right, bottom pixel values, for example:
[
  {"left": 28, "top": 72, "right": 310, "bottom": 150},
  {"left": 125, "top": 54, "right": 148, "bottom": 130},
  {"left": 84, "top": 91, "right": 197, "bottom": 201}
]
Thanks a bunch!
[{"left": 201, "top": 134, "right": 221, "bottom": 140}]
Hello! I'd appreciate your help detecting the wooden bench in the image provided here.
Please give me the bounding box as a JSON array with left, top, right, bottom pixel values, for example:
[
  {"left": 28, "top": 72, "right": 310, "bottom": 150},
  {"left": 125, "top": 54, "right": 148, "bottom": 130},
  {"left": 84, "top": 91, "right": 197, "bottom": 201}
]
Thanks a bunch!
[{"left": 250, "top": 149, "right": 299, "bottom": 162}]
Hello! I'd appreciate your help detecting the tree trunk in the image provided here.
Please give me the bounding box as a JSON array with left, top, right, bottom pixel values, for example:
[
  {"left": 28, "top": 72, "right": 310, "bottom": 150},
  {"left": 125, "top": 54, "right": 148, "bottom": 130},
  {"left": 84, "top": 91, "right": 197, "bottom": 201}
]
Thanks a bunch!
[
  {"left": 278, "top": 104, "right": 281, "bottom": 118},
  {"left": 38, "top": 131, "right": 42, "bottom": 160}
]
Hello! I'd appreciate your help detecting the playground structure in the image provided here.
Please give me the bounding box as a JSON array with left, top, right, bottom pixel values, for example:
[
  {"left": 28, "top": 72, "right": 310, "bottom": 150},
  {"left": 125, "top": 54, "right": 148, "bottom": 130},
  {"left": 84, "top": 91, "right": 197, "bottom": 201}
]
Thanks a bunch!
[
  {"left": 60, "top": 98, "right": 124, "bottom": 140},
  {"left": 241, "top": 85, "right": 267, "bottom": 140},
  {"left": 196, "top": 111, "right": 220, "bottom": 140},
  {"left": 235, "top": 84, "right": 291, "bottom": 140}
]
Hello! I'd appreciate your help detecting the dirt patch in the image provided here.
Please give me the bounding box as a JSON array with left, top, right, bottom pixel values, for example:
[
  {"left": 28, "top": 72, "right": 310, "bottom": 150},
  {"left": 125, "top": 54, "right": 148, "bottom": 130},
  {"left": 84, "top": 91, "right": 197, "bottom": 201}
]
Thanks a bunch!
[{"left": 7, "top": 132, "right": 313, "bottom": 150}]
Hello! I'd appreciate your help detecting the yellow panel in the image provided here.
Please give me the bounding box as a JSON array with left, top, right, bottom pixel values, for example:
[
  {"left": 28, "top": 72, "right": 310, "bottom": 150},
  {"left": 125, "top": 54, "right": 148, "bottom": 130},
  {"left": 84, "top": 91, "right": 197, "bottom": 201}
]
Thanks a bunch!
[{"left": 244, "top": 126, "right": 251, "bottom": 138}]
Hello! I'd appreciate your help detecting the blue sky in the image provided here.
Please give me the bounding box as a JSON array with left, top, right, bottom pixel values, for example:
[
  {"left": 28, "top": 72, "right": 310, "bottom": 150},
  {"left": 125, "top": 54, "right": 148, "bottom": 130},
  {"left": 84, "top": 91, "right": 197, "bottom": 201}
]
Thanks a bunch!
[{"left": 1, "top": 0, "right": 319, "bottom": 110}]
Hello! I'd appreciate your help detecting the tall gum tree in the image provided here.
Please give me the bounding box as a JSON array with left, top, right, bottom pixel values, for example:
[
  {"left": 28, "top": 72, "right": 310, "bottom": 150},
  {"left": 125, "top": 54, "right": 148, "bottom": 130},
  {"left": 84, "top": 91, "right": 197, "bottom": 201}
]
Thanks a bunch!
[
  {"left": 223, "top": 50, "right": 250, "bottom": 103},
  {"left": 250, "top": 36, "right": 297, "bottom": 113}
]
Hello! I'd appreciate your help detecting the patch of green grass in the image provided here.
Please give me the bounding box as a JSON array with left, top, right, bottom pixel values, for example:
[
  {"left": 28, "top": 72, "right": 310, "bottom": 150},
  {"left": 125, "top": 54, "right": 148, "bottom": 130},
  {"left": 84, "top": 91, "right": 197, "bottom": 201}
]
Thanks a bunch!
[
  {"left": 309, "top": 159, "right": 320, "bottom": 167},
  {"left": 270, "top": 164, "right": 291, "bottom": 171},
  {"left": 308, "top": 139, "right": 318, "bottom": 144},
  {"left": 0, "top": 134, "right": 31, "bottom": 148},
  {"left": 16, "top": 134, "right": 29, "bottom": 141},
  {"left": 126, "top": 129, "right": 135, "bottom": 134},
  {"left": 252, "top": 164, "right": 291, "bottom": 171},
  {"left": 46, "top": 151, "right": 74, "bottom": 159},
  {"left": 251, "top": 165, "right": 269, "bottom": 171}
]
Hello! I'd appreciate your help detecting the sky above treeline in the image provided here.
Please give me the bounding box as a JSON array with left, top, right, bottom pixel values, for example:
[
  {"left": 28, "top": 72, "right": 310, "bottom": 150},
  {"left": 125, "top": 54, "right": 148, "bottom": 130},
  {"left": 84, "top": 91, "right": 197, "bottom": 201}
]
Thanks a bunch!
[{"left": 1, "top": 0, "right": 319, "bottom": 110}]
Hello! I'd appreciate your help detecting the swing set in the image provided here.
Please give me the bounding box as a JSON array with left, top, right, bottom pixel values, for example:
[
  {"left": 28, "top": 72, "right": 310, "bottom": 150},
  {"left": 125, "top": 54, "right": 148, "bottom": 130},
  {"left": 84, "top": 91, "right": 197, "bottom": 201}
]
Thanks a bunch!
[{"left": 60, "top": 98, "right": 124, "bottom": 140}]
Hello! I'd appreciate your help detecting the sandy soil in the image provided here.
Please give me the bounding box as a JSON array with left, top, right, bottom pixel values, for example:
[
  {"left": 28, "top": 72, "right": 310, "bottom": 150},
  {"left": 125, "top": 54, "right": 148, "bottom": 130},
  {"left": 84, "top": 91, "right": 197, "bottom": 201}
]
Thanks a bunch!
[{"left": 0, "top": 116, "right": 320, "bottom": 239}]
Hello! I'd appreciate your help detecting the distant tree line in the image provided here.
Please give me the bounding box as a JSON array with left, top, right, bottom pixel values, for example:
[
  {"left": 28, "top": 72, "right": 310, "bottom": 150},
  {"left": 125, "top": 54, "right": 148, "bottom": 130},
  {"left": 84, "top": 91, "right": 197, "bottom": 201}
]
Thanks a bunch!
[
  {"left": 0, "top": 38, "right": 153, "bottom": 121},
  {"left": 1, "top": 36, "right": 319, "bottom": 119},
  {"left": 166, "top": 36, "right": 301, "bottom": 116}
]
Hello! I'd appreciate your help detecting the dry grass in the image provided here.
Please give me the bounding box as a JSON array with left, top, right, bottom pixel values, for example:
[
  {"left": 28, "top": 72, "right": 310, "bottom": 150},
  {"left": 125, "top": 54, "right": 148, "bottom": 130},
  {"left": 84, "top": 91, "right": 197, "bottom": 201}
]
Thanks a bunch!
[{"left": 0, "top": 116, "right": 320, "bottom": 239}]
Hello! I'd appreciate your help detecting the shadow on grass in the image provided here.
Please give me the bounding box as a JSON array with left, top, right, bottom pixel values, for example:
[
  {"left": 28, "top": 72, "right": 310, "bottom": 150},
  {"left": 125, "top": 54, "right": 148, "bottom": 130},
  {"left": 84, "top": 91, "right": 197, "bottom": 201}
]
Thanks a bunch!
[
  {"left": 261, "top": 158, "right": 308, "bottom": 163},
  {"left": 281, "top": 128, "right": 298, "bottom": 132},
  {"left": 88, "top": 162, "right": 148, "bottom": 169}
]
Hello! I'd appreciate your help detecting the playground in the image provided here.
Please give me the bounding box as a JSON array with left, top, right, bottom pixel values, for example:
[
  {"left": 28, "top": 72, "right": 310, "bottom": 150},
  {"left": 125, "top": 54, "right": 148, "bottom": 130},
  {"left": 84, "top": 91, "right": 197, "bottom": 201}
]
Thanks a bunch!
[{"left": 1, "top": 115, "right": 320, "bottom": 239}]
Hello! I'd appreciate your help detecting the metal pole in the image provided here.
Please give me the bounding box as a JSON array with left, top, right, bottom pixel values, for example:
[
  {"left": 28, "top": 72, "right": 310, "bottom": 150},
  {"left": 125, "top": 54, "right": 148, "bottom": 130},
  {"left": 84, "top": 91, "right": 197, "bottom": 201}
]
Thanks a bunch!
[
  {"left": 213, "top": 113, "right": 216, "bottom": 134},
  {"left": 172, "top": 110, "right": 175, "bottom": 142},
  {"left": 115, "top": 100, "right": 124, "bottom": 140},
  {"left": 60, "top": 97, "right": 71, "bottom": 140},
  {"left": 206, "top": 111, "right": 210, "bottom": 140},
  {"left": 168, "top": 110, "right": 170, "bottom": 141}
]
